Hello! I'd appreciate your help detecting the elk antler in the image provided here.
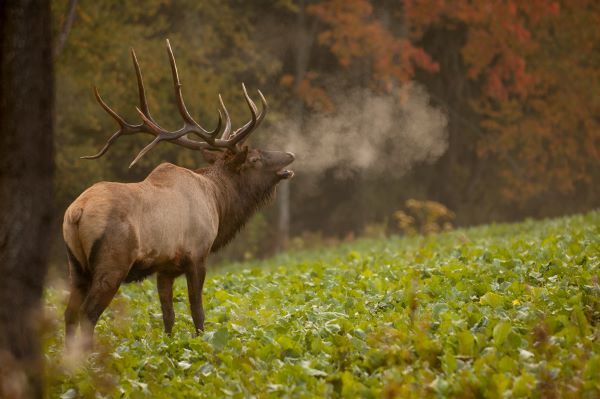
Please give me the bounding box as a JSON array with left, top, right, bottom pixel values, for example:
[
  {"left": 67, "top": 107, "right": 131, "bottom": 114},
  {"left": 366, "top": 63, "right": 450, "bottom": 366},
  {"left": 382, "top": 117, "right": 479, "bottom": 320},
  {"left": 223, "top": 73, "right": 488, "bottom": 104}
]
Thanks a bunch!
[{"left": 83, "top": 39, "right": 268, "bottom": 168}]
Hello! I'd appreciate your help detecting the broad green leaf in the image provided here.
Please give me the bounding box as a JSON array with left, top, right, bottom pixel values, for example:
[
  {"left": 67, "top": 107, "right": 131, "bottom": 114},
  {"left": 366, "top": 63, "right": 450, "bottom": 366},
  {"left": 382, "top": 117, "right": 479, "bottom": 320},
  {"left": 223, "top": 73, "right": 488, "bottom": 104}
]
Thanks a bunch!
[
  {"left": 479, "top": 292, "right": 505, "bottom": 307},
  {"left": 493, "top": 321, "right": 512, "bottom": 346}
]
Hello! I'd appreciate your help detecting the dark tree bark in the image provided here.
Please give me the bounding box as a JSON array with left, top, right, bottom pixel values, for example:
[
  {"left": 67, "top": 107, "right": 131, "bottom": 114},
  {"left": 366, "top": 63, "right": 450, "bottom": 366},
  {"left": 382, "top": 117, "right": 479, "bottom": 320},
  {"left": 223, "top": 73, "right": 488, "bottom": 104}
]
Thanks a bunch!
[{"left": 0, "top": 0, "right": 54, "bottom": 398}]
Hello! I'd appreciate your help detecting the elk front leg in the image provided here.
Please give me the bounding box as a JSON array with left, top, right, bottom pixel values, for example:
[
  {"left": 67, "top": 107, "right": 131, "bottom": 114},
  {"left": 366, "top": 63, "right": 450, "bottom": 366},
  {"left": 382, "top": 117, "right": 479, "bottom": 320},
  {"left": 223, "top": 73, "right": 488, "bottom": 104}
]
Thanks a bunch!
[
  {"left": 157, "top": 272, "right": 175, "bottom": 334},
  {"left": 185, "top": 262, "right": 207, "bottom": 333}
]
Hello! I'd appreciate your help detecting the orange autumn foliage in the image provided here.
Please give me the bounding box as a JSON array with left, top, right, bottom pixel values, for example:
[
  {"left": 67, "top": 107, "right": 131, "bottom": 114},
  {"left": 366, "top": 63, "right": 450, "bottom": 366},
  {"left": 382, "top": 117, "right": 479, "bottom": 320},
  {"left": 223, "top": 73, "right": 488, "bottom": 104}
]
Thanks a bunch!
[
  {"left": 408, "top": 0, "right": 598, "bottom": 200},
  {"left": 309, "top": 0, "right": 598, "bottom": 202},
  {"left": 406, "top": 0, "right": 559, "bottom": 101},
  {"left": 308, "top": 0, "right": 438, "bottom": 88},
  {"left": 474, "top": 1, "right": 600, "bottom": 200}
]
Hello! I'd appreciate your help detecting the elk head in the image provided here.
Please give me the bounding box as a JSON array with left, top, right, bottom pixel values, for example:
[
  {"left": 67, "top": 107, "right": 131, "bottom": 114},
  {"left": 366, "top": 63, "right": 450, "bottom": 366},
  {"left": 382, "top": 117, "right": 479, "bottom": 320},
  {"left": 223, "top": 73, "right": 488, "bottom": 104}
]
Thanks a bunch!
[{"left": 83, "top": 39, "right": 295, "bottom": 180}]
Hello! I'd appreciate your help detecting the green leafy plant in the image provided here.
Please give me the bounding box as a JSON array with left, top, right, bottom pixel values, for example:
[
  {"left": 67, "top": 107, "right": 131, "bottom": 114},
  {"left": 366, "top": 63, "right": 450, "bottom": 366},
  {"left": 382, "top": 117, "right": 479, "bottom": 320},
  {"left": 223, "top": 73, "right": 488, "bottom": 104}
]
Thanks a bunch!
[{"left": 44, "top": 211, "right": 599, "bottom": 397}]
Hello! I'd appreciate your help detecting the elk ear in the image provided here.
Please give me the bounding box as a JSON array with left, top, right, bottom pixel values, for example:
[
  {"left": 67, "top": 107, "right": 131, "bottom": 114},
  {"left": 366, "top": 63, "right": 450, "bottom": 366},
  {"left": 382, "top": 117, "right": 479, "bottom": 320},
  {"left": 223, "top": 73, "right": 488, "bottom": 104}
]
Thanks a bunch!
[
  {"left": 201, "top": 149, "right": 221, "bottom": 164},
  {"left": 226, "top": 146, "right": 248, "bottom": 172}
]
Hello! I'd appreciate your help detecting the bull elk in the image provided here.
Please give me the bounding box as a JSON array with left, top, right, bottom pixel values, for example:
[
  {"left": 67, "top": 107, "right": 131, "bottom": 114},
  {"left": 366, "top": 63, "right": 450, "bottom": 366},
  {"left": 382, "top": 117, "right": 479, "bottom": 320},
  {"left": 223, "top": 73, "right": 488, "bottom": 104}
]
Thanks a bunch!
[{"left": 62, "top": 40, "right": 294, "bottom": 348}]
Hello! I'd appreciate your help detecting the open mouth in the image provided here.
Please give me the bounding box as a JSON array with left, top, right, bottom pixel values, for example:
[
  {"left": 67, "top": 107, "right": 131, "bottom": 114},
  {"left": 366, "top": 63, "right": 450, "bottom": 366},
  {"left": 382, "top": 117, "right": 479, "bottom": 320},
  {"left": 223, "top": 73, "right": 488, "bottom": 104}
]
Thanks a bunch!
[
  {"left": 277, "top": 169, "right": 295, "bottom": 179},
  {"left": 275, "top": 152, "right": 295, "bottom": 179}
]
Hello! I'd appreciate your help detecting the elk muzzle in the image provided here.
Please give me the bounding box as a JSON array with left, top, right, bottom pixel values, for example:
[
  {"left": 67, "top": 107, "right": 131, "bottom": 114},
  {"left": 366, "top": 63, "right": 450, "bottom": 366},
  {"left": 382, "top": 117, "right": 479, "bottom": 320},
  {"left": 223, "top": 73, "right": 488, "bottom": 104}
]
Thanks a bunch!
[{"left": 262, "top": 150, "right": 295, "bottom": 179}]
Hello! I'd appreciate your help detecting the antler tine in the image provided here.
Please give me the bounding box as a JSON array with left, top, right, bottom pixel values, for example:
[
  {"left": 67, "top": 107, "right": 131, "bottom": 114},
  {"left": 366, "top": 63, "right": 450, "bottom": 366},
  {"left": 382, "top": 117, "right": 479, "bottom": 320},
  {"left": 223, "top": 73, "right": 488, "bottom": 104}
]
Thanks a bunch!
[
  {"left": 211, "top": 109, "right": 223, "bottom": 135},
  {"left": 166, "top": 39, "right": 216, "bottom": 142},
  {"left": 81, "top": 87, "right": 141, "bottom": 159},
  {"left": 128, "top": 108, "right": 170, "bottom": 168},
  {"left": 228, "top": 84, "right": 257, "bottom": 144},
  {"left": 228, "top": 85, "right": 269, "bottom": 146},
  {"left": 131, "top": 48, "right": 151, "bottom": 117},
  {"left": 80, "top": 128, "right": 122, "bottom": 159},
  {"left": 237, "top": 89, "right": 268, "bottom": 134},
  {"left": 218, "top": 94, "right": 233, "bottom": 140},
  {"left": 129, "top": 134, "right": 161, "bottom": 168},
  {"left": 93, "top": 86, "right": 127, "bottom": 127},
  {"left": 256, "top": 89, "right": 269, "bottom": 124}
]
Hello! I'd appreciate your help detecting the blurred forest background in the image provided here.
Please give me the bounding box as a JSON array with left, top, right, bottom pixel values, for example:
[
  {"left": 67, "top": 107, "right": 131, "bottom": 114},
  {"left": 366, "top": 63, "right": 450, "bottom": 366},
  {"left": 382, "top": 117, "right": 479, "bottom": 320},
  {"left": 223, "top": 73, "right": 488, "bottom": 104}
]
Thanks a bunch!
[{"left": 51, "top": 0, "right": 599, "bottom": 263}]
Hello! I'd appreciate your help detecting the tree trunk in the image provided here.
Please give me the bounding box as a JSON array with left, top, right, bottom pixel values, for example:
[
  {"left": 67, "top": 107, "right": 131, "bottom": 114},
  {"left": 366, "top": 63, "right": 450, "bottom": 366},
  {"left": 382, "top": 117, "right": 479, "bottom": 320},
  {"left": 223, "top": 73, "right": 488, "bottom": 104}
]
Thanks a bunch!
[
  {"left": 0, "top": 0, "right": 54, "bottom": 398},
  {"left": 276, "top": 0, "right": 317, "bottom": 251},
  {"left": 277, "top": 180, "right": 291, "bottom": 250}
]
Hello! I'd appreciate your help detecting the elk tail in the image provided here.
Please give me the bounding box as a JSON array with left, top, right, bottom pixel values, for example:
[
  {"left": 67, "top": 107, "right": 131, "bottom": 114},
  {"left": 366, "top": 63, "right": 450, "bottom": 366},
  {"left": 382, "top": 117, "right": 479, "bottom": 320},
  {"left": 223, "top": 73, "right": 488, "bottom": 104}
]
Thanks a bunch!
[{"left": 63, "top": 206, "right": 88, "bottom": 273}]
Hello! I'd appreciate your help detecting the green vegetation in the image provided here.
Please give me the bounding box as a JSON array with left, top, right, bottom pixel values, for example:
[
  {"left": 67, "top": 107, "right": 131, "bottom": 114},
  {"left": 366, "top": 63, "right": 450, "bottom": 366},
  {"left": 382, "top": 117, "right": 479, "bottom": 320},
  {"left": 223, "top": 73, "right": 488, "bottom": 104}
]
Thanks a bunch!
[{"left": 45, "top": 212, "right": 599, "bottom": 398}]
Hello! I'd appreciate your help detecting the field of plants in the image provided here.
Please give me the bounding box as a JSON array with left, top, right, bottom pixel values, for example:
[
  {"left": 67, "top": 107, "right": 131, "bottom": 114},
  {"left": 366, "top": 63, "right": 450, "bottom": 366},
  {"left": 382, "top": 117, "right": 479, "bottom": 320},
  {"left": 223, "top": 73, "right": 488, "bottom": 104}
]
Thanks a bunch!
[{"left": 44, "top": 212, "right": 599, "bottom": 398}]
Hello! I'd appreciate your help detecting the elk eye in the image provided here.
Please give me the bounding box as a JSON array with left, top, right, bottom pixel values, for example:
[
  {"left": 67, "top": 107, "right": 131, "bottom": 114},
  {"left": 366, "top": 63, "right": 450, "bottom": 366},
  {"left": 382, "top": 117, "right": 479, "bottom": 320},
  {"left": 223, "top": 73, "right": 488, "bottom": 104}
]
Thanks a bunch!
[{"left": 249, "top": 157, "right": 260, "bottom": 164}]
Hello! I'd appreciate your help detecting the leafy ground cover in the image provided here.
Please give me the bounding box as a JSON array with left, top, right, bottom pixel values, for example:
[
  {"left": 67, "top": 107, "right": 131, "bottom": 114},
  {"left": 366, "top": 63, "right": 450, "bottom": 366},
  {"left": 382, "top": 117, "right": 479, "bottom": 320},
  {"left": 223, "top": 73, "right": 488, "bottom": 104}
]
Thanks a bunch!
[{"left": 44, "top": 212, "right": 599, "bottom": 398}]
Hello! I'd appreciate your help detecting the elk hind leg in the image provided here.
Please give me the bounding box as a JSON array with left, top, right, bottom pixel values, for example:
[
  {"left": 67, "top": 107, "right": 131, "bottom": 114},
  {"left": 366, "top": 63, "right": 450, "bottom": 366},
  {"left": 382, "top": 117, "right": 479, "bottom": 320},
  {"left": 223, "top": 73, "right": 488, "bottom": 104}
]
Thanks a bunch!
[
  {"left": 79, "top": 268, "right": 126, "bottom": 349},
  {"left": 185, "top": 260, "right": 207, "bottom": 334},
  {"left": 64, "top": 253, "right": 90, "bottom": 348}
]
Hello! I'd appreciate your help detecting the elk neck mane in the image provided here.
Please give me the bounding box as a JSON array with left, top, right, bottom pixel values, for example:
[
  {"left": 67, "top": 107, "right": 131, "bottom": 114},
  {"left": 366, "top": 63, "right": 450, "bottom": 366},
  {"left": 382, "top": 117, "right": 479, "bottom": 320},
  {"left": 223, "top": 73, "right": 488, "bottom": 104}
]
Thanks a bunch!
[{"left": 197, "top": 166, "right": 276, "bottom": 252}]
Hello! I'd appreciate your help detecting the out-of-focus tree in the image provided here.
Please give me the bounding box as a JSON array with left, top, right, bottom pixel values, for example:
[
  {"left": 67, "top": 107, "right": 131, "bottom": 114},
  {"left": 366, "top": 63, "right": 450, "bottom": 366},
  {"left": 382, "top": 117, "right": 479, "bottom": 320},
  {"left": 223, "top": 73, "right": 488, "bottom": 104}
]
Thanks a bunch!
[
  {"left": 0, "top": 0, "right": 54, "bottom": 397},
  {"left": 309, "top": 0, "right": 438, "bottom": 87},
  {"left": 477, "top": 1, "right": 599, "bottom": 203},
  {"left": 278, "top": 0, "right": 439, "bottom": 107},
  {"left": 406, "top": 0, "right": 599, "bottom": 205}
]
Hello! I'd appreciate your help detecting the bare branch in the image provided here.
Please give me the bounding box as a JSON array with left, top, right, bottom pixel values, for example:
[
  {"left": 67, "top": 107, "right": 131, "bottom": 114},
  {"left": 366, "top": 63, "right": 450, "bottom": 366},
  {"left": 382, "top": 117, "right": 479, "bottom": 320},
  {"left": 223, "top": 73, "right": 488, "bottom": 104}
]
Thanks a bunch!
[{"left": 54, "top": 0, "right": 78, "bottom": 58}]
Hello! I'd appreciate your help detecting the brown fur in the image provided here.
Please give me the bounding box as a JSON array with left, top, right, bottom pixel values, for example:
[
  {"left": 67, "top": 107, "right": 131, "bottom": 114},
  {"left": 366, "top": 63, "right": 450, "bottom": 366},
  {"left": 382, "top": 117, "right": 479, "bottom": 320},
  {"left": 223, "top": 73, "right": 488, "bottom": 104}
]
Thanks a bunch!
[{"left": 63, "top": 148, "right": 294, "bottom": 347}]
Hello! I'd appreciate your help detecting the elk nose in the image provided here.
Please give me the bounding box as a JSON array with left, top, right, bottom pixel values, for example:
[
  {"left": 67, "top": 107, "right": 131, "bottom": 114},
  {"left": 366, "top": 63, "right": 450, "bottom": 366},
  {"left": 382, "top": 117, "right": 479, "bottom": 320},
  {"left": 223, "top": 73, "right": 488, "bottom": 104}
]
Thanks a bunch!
[{"left": 286, "top": 152, "right": 295, "bottom": 161}]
